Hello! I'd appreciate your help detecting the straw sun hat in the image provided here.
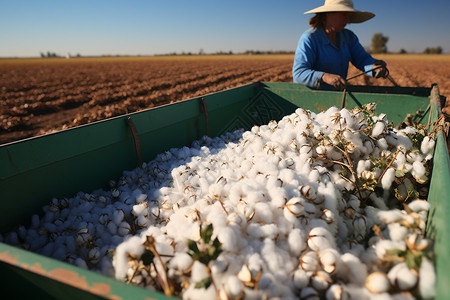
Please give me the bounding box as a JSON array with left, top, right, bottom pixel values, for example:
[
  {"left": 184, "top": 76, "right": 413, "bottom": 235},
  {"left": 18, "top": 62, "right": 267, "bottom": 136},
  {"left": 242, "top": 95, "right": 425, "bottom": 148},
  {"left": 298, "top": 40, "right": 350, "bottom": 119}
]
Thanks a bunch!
[{"left": 304, "top": 0, "right": 375, "bottom": 23}]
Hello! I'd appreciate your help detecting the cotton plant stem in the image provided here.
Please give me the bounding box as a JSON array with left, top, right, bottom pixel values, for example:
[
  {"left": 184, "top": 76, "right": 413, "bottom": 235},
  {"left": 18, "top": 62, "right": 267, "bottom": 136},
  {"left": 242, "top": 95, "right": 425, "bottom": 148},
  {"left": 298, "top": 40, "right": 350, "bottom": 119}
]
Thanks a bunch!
[
  {"left": 333, "top": 145, "right": 364, "bottom": 200},
  {"left": 365, "top": 148, "right": 402, "bottom": 201},
  {"left": 146, "top": 237, "right": 175, "bottom": 296},
  {"left": 205, "top": 265, "right": 221, "bottom": 300},
  {"left": 127, "top": 264, "right": 140, "bottom": 284},
  {"left": 154, "top": 249, "right": 174, "bottom": 296},
  {"left": 343, "top": 149, "right": 364, "bottom": 201},
  {"left": 216, "top": 195, "right": 229, "bottom": 216}
]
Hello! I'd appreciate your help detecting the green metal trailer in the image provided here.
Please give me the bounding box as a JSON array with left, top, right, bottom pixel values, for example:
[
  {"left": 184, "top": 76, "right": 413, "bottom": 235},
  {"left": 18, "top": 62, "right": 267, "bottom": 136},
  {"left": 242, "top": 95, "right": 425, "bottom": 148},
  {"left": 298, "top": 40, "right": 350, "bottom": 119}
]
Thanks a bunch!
[{"left": 0, "top": 82, "right": 448, "bottom": 299}]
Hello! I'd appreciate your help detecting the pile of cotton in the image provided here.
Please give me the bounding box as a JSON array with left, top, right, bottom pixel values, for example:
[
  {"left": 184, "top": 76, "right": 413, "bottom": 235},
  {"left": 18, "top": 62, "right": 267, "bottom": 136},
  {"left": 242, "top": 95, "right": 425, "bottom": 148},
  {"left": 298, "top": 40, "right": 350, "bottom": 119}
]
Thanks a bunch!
[{"left": 2, "top": 104, "right": 437, "bottom": 299}]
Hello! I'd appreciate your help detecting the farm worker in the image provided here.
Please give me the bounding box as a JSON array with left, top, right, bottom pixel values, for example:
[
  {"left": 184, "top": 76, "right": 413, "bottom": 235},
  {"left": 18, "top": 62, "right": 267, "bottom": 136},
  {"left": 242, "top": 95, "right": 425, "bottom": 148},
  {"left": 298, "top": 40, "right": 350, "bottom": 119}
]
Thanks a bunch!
[{"left": 292, "top": 0, "right": 388, "bottom": 90}]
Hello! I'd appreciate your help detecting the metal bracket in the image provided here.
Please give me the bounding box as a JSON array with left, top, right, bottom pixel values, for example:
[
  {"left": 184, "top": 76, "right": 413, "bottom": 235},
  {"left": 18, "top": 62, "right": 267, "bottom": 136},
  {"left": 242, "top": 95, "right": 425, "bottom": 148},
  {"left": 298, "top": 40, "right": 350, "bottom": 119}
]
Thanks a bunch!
[
  {"left": 200, "top": 97, "right": 210, "bottom": 137},
  {"left": 127, "top": 117, "right": 143, "bottom": 167}
]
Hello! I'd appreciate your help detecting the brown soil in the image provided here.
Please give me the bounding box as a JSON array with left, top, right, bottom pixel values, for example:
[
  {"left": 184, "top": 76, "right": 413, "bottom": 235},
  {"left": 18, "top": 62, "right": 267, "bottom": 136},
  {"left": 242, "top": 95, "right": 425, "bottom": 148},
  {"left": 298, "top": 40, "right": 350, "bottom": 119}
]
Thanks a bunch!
[{"left": 1, "top": 55, "right": 449, "bottom": 146}]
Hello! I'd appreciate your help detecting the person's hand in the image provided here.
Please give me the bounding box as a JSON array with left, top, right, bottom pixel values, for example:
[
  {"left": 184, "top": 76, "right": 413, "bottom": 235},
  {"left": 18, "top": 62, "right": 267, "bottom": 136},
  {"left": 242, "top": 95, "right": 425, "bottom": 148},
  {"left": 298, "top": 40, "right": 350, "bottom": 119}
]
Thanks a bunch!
[
  {"left": 321, "top": 73, "right": 346, "bottom": 90},
  {"left": 372, "top": 60, "right": 388, "bottom": 78}
]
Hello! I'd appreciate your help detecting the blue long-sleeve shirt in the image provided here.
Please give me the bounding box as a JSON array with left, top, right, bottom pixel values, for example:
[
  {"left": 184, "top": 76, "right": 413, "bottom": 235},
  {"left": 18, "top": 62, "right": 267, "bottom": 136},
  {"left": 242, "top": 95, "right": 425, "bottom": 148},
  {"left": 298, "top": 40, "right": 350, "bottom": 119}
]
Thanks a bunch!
[{"left": 292, "top": 27, "right": 377, "bottom": 90}]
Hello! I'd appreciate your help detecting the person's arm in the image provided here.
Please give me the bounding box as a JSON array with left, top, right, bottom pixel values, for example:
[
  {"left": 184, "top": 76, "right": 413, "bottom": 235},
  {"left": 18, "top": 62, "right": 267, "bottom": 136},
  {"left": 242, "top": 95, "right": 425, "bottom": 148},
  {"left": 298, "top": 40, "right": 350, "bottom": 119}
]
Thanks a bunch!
[
  {"left": 292, "top": 32, "right": 325, "bottom": 89},
  {"left": 293, "top": 30, "right": 346, "bottom": 90},
  {"left": 348, "top": 30, "right": 387, "bottom": 77}
]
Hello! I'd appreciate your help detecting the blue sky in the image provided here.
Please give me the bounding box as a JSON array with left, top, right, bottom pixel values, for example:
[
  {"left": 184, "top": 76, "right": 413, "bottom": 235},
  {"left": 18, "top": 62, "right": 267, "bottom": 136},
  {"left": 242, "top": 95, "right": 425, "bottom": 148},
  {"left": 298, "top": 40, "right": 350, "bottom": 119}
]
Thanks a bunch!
[{"left": 1, "top": 0, "right": 449, "bottom": 57}]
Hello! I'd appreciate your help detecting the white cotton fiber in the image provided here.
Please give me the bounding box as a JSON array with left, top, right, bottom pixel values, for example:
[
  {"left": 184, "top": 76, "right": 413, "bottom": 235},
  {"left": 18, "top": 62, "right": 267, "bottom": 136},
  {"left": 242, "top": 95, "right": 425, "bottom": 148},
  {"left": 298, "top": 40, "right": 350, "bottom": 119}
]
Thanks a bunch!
[
  {"left": 357, "top": 160, "right": 371, "bottom": 177},
  {"left": 217, "top": 226, "right": 240, "bottom": 252},
  {"left": 4, "top": 106, "right": 436, "bottom": 299},
  {"left": 378, "top": 209, "right": 404, "bottom": 223},
  {"left": 114, "top": 236, "right": 144, "bottom": 280},
  {"left": 371, "top": 121, "right": 386, "bottom": 137},
  {"left": 170, "top": 252, "right": 193, "bottom": 273},
  {"left": 377, "top": 138, "right": 389, "bottom": 150},
  {"left": 419, "top": 257, "right": 436, "bottom": 299},
  {"left": 340, "top": 253, "right": 368, "bottom": 285},
  {"left": 288, "top": 228, "right": 306, "bottom": 256},
  {"left": 381, "top": 168, "right": 396, "bottom": 190},
  {"left": 387, "top": 223, "right": 409, "bottom": 242},
  {"left": 421, "top": 136, "right": 435, "bottom": 155},
  {"left": 412, "top": 160, "right": 426, "bottom": 179},
  {"left": 292, "top": 268, "right": 309, "bottom": 290},
  {"left": 407, "top": 199, "right": 429, "bottom": 213}
]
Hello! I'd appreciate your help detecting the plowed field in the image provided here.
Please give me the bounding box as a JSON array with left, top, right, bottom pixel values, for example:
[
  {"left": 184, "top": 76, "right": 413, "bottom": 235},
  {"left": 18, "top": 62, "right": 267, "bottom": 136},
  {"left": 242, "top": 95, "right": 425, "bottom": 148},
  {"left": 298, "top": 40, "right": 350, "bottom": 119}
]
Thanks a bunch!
[{"left": 1, "top": 54, "right": 449, "bottom": 145}]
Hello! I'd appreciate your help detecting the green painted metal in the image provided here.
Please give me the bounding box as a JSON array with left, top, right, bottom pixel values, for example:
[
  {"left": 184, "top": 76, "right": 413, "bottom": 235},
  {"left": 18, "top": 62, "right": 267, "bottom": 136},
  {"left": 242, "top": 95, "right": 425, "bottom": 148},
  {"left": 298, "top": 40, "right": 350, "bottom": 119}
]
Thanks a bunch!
[
  {"left": 425, "top": 85, "right": 450, "bottom": 300},
  {"left": 0, "top": 243, "right": 176, "bottom": 299},
  {"left": 0, "top": 81, "right": 448, "bottom": 299}
]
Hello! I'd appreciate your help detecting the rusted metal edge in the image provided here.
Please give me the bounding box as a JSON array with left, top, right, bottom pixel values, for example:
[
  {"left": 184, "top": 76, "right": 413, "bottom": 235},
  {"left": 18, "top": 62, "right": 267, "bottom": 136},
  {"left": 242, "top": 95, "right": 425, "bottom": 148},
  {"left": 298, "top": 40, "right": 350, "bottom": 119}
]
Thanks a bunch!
[
  {"left": 0, "top": 249, "right": 120, "bottom": 299},
  {"left": 127, "top": 117, "right": 143, "bottom": 167},
  {"left": 200, "top": 97, "right": 210, "bottom": 137}
]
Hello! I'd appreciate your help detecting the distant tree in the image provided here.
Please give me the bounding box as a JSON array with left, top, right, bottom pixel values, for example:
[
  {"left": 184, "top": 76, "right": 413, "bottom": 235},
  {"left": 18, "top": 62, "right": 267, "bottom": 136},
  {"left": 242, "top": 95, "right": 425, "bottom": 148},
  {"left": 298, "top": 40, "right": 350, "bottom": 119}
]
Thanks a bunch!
[
  {"left": 424, "top": 46, "right": 442, "bottom": 54},
  {"left": 399, "top": 48, "right": 407, "bottom": 54},
  {"left": 371, "top": 33, "right": 389, "bottom": 54}
]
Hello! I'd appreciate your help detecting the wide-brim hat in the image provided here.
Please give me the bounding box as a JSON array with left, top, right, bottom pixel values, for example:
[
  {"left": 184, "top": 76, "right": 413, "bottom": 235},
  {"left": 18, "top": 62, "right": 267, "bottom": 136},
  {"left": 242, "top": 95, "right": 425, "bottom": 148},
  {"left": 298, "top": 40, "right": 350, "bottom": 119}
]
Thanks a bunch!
[{"left": 304, "top": 0, "right": 375, "bottom": 23}]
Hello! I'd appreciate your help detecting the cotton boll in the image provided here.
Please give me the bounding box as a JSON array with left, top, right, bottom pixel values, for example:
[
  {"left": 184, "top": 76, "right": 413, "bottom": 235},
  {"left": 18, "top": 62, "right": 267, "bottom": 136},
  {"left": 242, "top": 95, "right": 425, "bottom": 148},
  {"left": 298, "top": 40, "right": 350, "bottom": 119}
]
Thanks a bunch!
[
  {"left": 308, "top": 227, "right": 335, "bottom": 252},
  {"left": 311, "top": 270, "right": 332, "bottom": 290},
  {"left": 169, "top": 252, "right": 194, "bottom": 273},
  {"left": 87, "top": 247, "right": 101, "bottom": 265},
  {"left": 381, "top": 168, "right": 396, "bottom": 190},
  {"left": 340, "top": 253, "right": 367, "bottom": 285},
  {"left": 292, "top": 268, "right": 309, "bottom": 290},
  {"left": 368, "top": 194, "right": 388, "bottom": 210},
  {"left": 388, "top": 134, "right": 413, "bottom": 151},
  {"left": 266, "top": 185, "right": 286, "bottom": 209},
  {"left": 75, "top": 258, "right": 88, "bottom": 269},
  {"left": 300, "top": 287, "right": 319, "bottom": 300},
  {"left": 260, "top": 224, "right": 279, "bottom": 240},
  {"left": 205, "top": 202, "right": 228, "bottom": 229},
  {"left": 421, "top": 136, "right": 435, "bottom": 155},
  {"left": 371, "top": 121, "right": 386, "bottom": 138},
  {"left": 318, "top": 182, "right": 338, "bottom": 213},
  {"left": 288, "top": 228, "right": 307, "bottom": 256},
  {"left": 326, "top": 284, "right": 349, "bottom": 300},
  {"left": 405, "top": 151, "right": 420, "bottom": 164},
  {"left": 377, "top": 209, "right": 404, "bottom": 224},
  {"left": 250, "top": 202, "right": 273, "bottom": 224},
  {"left": 224, "top": 275, "right": 245, "bottom": 299},
  {"left": 319, "top": 248, "right": 340, "bottom": 274},
  {"left": 113, "top": 237, "right": 142, "bottom": 279},
  {"left": 377, "top": 138, "right": 389, "bottom": 150},
  {"left": 283, "top": 197, "right": 305, "bottom": 222},
  {"left": 356, "top": 160, "right": 371, "bottom": 177},
  {"left": 374, "top": 240, "right": 406, "bottom": 261},
  {"left": 112, "top": 209, "right": 125, "bottom": 226},
  {"left": 262, "top": 239, "right": 296, "bottom": 276},
  {"left": 217, "top": 226, "right": 240, "bottom": 252},
  {"left": 407, "top": 199, "right": 429, "bottom": 213},
  {"left": 419, "top": 257, "right": 436, "bottom": 299},
  {"left": 387, "top": 262, "right": 418, "bottom": 291},
  {"left": 132, "top": 202, "right": 149, "bottom": 217},
  {"left": 117, "top": 222, "right": 132, "bottom": 237},
  {"left": 386, "top": 223, "right": 408, "bottom": 242},
  {"left": 365, "top": 272, "right": 390, "bottom": 294},
  {"left": 5, "top": 232, "right": 19, "bottom": 246},
  {"left": 183, "top": 282, "right": 216, "bottom": 300},
  {"left": 135, "top": 215, "right": 150, "bottom": 229},
  {"left": 412, "top": 160, "right": 426, "bottom": 179},
  {"left": 300, "top": 251, "right": 320, "bottom": 272}
]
